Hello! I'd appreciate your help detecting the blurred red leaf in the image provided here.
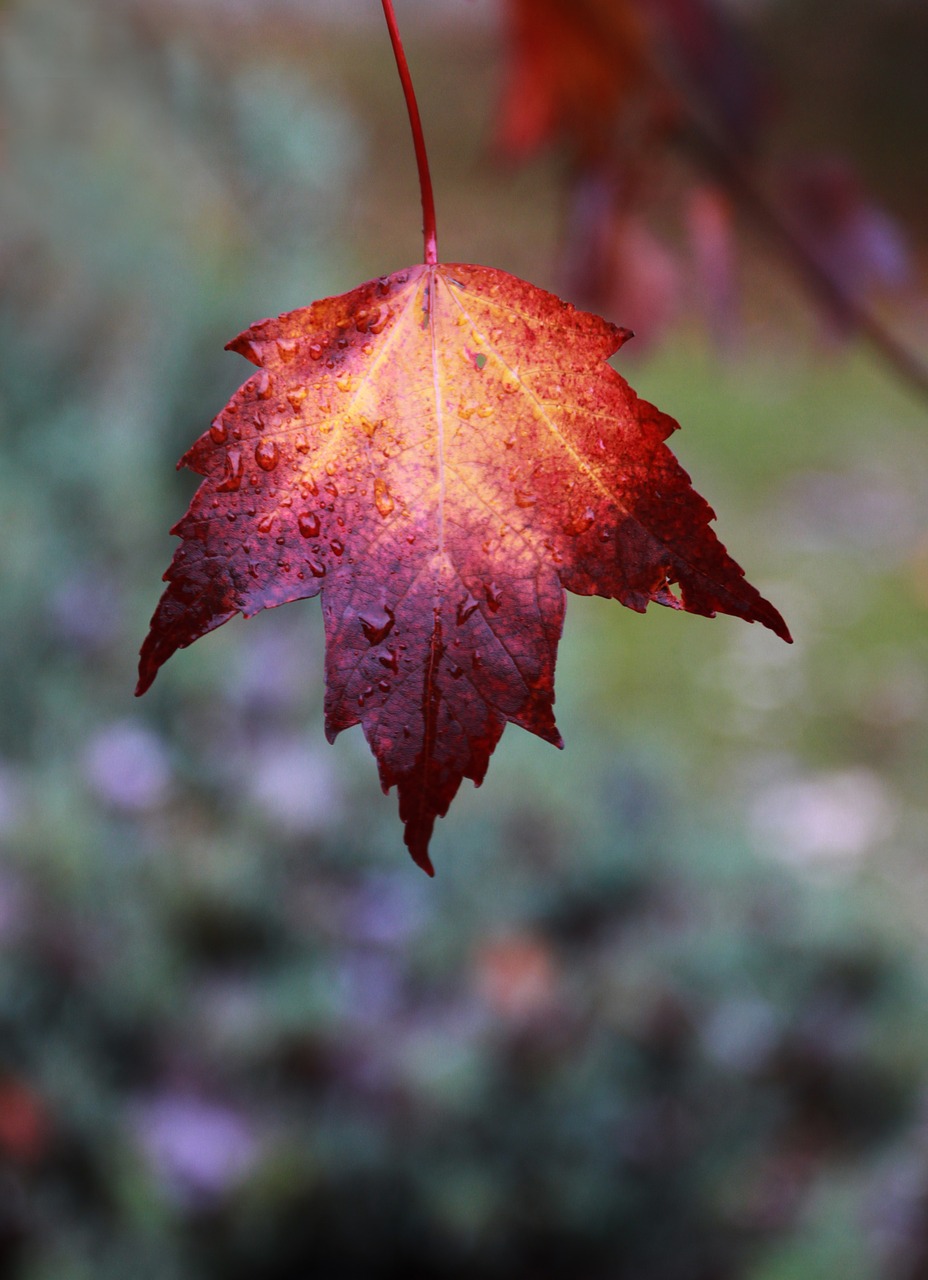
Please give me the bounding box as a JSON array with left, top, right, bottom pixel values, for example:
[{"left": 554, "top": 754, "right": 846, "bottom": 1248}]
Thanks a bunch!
[
  {"left": 0, "top": 1077, "right": 50, "bottom": 1164},
  {"left": 137, "top": 263, "right": 789, "bottom": 872},
  {"left": 495, "top": 0, "right": 660, "bottom": 162}
]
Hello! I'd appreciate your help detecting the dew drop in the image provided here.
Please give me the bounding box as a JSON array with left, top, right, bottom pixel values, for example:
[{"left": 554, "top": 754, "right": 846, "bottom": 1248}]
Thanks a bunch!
[
  {"left": 307, "top": 557, "right": 326, "bottom": 577},
  {"left": 277, "top": 338, "right": 298, "bottom": 361},
  {"left": 485, "top": 582, "right": 502, "bottom": 613},
  {"left": 379, "top": 648, "right": 399, "bottom": 673},
  {"left": 378, "top": 679, "right": 391, "bottom": 694},
  {"left": 374, "top": 477, "right": 395, "bottom": 519},
  {"left": 254, "top": 439, "right": 279, "bottom": 472},
  {"left": 295, "top": 434, "right": 309, "bottom": 454},
  {"left": 298, "top": 511, "right": 321, "bottom": 538},
  {"left": 456, "top": 593, "right": 479, "bottom": 625},
  {"left": 360, "top": 605, "right": 395, "bottom": 646},
  {"left": 448, "top": 663, "right": 463, "bottom": 680},
  {"left": 287, "top": 388, "right": 307, "bottom": 411},
  {"left": 257, "top": 513, "right": 276, "bottom": 534},
  {"left": 335, "top": 372, "right": 353, "bottom": 393},
  {"left": 567, "top": 508, "right": 595, "bottom": 536},
  {"left": 216, "top": 450, "right": 244, "bottom": 493},
  {"left": 330, "top": 538, "right": 344, "bottom": 556},
  {"left": 325, "top": 461, "right": 338, "bottom": 476},
  {"left": 309, "top": 343, "right": 323, "bottom": 361},
  {"left": 209, "top": 418, "right": 228, "bottom": 444},
  {"left": 254, "top": 370, "right": 273, "bottom": 400}
]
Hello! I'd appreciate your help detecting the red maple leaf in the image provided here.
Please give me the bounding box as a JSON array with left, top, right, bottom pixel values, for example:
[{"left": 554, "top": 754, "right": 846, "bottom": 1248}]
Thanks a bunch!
[{"left": 137, "top": 262, "right": 789, "bottom": 872}]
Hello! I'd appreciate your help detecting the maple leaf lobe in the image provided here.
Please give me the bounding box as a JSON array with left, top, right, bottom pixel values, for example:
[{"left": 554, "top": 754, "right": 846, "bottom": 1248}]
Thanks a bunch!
[{"left": 137, "top": 262, "right": 789, "bottom": 870}]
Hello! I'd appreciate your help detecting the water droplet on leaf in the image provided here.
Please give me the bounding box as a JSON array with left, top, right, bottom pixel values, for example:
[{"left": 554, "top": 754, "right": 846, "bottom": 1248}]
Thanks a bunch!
[
  {"left": 456, "top": 594, "right": 479, "bottom": 625},
  {"left": 567, "top": 508, "right": 595, "bottom": 535},
  {"left": 216, "top": 450, "right": 243, "bottom": 493},
  {"left": 379, "top": 648, "right": 399, "bottom": 673},
  {"left": 298, "top": 511, "right": 321, "bottom": 538},
  {"left": 374, "top": 478, "right": 395, "bottom": 518},
  {"left": 254, "top": 439, "right": 279, "bottom": 472},
  {"left": 360, "top": 605, "right": 395, "bottom": 646}
]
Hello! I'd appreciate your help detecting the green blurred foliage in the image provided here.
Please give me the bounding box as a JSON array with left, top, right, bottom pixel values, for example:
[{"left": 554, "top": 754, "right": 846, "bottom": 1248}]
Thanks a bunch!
[{"left": 0, "top": 2, "right": 927, "bottom": 1278}]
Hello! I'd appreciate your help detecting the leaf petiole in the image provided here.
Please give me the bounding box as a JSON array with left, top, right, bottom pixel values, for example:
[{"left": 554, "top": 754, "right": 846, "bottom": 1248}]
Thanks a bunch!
[{"left": 381, "top": 0, "right": 439, "bottom": 266}]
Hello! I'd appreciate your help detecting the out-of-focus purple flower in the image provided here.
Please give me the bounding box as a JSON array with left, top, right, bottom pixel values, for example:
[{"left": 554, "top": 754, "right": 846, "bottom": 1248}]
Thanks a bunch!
[
  {"left": 81, "top": 720, "right": 172, "bottom": 813},
  {"left": 345, "top": 872, "right": 431, "bottom": 946},
  {"left": 750, "top": 768, "right": 894, "bottom": 870},
  {"left": 702, "top": 995, "right": 780, "bottom": 1073},
  {"left": 245, "top": 735, "right": 342, "bottom": 835},
  {"left": 48, "top": 570, "right": 124, "bottom": 656},
  {"left": 130, "top": 1093, "right": 260, "bottom": 1206}
]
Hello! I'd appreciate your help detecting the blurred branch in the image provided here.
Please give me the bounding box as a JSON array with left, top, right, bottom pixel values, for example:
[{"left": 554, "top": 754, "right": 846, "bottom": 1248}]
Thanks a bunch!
[{"left": 674, "top": 94, "right": 928, "bottom": 406}]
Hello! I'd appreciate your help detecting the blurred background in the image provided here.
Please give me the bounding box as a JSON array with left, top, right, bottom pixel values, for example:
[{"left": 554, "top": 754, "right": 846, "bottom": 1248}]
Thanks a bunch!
[{"left": 1, "top": 0, "right": 928, "bottom": 1276}]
